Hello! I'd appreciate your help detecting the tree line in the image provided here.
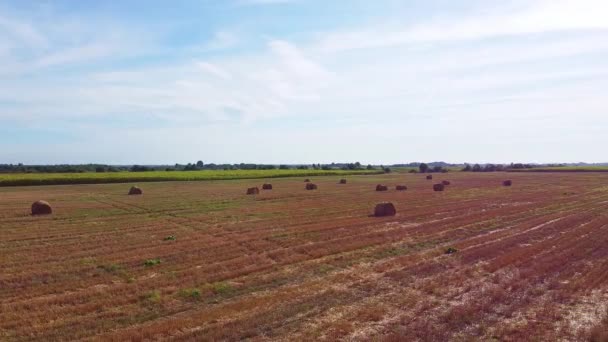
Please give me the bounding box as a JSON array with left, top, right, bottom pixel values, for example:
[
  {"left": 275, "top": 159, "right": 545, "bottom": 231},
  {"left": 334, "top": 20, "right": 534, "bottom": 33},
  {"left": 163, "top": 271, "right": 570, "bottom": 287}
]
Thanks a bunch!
[{"left": 0, "top": 162, "right": 382, "bottom": 173}]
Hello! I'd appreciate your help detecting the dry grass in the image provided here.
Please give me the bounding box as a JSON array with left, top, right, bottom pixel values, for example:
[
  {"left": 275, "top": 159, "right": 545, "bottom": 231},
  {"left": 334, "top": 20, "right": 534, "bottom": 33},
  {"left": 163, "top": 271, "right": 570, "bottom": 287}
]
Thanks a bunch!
[{"left": 1, "top": 172, "right": 608, "bottom": 340}]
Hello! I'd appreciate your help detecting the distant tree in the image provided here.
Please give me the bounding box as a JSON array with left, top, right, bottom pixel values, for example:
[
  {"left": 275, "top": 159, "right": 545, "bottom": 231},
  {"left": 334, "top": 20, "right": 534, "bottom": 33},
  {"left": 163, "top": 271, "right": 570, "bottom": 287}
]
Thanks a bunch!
[
  {"left": 419, "top": 163, "right": 429, "bottom": 173},
  {"left": 384, "top": 167, "right": 392, "bottom": 173},
  {"left": 472, "top": 164, "right": 482, "bottom": 172},
  {"left": 279, "top": 165, "right": 289, "bottom": 170},
  {"left": 462, "top": 164, "right": 472, "bottom": 172},
  {"left": 432, "top": 165, "right": 443, "bottom": 173},
  {"left": 484, "top": 164, "right": 496, "bottom": 172},
  {"left": 196, "top": 160, "right": 204, "bottom": 168},
  {"left": 130, "top": 165, "right": 151, "bottom": 172},
  {"left": 184, "top": 163, "right": 197, "bottom": 171},
  {"left": 366, "top": 164, "right": 374, "bottom": 170},
  {"left": 95, "top": 166, "right": 106, "bottom": 173}
]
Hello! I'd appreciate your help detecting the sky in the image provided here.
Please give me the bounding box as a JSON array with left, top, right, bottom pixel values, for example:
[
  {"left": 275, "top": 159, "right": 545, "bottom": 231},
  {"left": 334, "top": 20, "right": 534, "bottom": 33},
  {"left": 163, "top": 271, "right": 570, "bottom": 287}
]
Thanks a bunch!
[{"left": 1, "top": 0, "right": 607, "bottom": 165}]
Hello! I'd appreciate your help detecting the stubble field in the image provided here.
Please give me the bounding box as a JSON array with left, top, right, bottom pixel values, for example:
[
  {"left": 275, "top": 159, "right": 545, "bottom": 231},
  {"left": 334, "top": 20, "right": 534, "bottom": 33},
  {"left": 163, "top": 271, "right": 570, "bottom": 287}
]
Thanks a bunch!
[{"left": 1, "top": 172, "right": 608, "bottom": 341}]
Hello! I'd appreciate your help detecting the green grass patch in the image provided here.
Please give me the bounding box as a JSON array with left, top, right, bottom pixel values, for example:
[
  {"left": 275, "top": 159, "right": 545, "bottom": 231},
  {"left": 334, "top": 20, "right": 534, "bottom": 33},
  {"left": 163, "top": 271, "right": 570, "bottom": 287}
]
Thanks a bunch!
[
  {"left": 97, "top": 263, "right": 122, "bottom": 273},
  {"left": 140, "top": 290, "right": 161, "bottom": 303},
  {"left": 178, "top": 288, "right": 202, "bottom": 301},
  {"left": 143, "top": 259, "right": 162, "bottom": 267},
  {"left": 204, "top": 281, "right": 234, "bottom": 296},
  {"left": 0, "top": 169, "right": 384, "bottom": 187}
]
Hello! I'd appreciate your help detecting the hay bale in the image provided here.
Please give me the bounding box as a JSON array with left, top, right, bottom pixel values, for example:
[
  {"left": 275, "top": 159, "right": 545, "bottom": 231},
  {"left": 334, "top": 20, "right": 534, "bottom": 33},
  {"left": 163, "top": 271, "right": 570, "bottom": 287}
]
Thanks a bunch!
[
  {"left": 31, "top": 200, "right": 52, "bottom": 215},
  {"left": 246, "top": 187, "right": 260, "bottom": 195},
  {"left": 339, "top": 179, "right": 347, "bottom": 184},
  {"left": 433, "top": 184, "right": 445, "bottom": 192},
  {"left": 376, "top": 184, "right": 388, "bottom": 191},
  {"left": 442, "top": 180, "right": 451, "bottom": 186},
  {"left": 396, "top": 185, "right": 407, "bottom": 191},
  {"left": 306, "top": 183, "right": 318, "bottom": 190},
  {"left": 128, "top": 186, "right": 143, "bottom": 195},
  {"left": 503, "top": 180, "right": 512, "bottom": 186},
  {"left": 262, "top": 183, "right": 273, "bottom": 190},
  {"left": 426, "top": 175, "right": 433, "bottom": 180},
  {"left": 374, "top": 202, "right": 396, "bottom": 217}
]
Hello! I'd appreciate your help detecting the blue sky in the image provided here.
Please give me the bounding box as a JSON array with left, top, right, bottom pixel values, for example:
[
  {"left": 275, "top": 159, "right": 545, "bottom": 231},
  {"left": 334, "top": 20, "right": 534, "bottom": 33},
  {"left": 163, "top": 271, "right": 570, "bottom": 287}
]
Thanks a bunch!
[{"left": 1, "top": 0, "right": 607, "bottom": 164}]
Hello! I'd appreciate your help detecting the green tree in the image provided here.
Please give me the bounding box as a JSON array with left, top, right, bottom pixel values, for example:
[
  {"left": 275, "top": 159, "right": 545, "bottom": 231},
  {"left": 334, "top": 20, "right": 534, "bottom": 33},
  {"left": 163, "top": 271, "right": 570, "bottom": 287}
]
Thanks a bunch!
[{"left": 419, "top": 163, "right": 429, "bottom": 173}]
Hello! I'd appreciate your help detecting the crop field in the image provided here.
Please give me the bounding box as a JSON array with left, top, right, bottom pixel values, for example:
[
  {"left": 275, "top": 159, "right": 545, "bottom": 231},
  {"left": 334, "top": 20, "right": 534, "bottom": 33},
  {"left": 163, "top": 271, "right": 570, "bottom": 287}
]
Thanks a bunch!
[
  {"left": 512, "top": 166, "right": 608, "bottom": 173},
  {"left": 2, "top": 172, "right": 608, "bottom": 341},
  {"left": 0, "top": 169, "right": 383, "bottom": 187}
]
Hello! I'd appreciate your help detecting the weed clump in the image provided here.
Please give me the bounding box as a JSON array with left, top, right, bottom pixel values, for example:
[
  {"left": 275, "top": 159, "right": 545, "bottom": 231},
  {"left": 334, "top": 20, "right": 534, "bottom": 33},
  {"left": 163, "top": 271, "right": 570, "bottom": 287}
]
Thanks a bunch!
[
  {"left": 144, "top": 259, "right": 162, "bottom": 267},
  {"left": 140, "top": 290, "right": 161, "bottom": 304},
  {"left": 163, "top": 236, "right": 176, "bottom": 241},
  {"left": 445, "top": 247, "right": 458, "bottom": 255},
  {"left": 178, "top": 288, "right": 202, "bottom": 301}
]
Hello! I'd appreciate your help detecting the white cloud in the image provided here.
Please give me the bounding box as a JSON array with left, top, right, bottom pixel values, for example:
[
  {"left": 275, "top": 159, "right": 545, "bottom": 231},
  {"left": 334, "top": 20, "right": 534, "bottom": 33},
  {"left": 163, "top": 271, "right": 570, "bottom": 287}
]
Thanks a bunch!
[{"left": 316, "top": 0, "right": 608, "bottom": 52}]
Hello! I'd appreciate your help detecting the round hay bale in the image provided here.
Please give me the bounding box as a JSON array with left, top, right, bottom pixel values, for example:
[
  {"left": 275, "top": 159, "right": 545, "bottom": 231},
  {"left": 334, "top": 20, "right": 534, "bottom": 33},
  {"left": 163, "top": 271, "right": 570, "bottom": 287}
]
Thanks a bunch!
[
  {"left": 376, "top": 184, "right": 388, "bottom": 191},
  {"left": 31, "top": 200, "right": 52, "bottom": 215},
  {"left": 442, "top": 180, "right": 451, "bottom": 186},
  {"left": 426, "top": 175, "right": 433, "bottom": 180},
  {"left": 304, "top": 179, "right": 311, "bottom": 183},
  {"left": 339, "top": 179, "right": 347, "bottom": 184},
  {"left": 374, "top": 202, "right": 396, "bottom": 217},
  {"left": 306, "top": 183, "right": 317, "bottom": 190},
  {"left": 503, "top": 180, "right": 512, "bottom": 186},
  {"left": 396, "top": 185, "right": 407, "bottom": 191},
  {"left": 262, "top": 183, "right": 273, "bottom": 190},
  {"left": 247, "top": 187, "right": 260, "bottom": 195},
  {"left": 433, "top": 184, "right": 445, "bottom": 192},
  {"left": 128, "top": 186, "right": 143, "bottom": 195}
]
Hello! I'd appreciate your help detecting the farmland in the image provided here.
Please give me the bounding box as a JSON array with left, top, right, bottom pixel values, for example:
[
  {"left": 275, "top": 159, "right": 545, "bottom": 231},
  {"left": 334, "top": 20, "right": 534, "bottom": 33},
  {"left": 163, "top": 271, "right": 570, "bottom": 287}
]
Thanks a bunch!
[
  {"left": 0, "top": 169, "right": 383, "bottom": 187},
  {"left": 1, "top": 172, "right": 608, "bottom": 340}
]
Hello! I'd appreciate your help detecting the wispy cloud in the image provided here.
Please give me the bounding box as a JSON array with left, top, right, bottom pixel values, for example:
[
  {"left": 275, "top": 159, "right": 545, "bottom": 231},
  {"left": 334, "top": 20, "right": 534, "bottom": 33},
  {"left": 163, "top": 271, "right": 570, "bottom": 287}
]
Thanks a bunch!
[
  {"left": 0, "top": 14, "right": 48, "bottom": 49},
  {"left": 316, "top": 0, "right": 608, "bottom": 52}
]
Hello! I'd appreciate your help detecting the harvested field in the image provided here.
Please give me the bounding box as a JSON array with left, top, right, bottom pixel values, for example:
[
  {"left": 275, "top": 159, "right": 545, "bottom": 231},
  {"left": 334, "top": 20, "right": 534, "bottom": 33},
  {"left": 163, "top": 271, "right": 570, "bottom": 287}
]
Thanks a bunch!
[{"left": 2, "top": 172, "right": 608, "bottom": 341}]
